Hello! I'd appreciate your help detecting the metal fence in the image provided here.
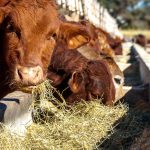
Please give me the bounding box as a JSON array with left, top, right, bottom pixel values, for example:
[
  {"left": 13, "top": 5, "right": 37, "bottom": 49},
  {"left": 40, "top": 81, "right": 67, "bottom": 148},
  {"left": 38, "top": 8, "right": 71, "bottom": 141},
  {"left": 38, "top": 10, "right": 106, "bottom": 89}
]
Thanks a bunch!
[{"left": 56, "top": 0, "right": 123, "bottom": 38}]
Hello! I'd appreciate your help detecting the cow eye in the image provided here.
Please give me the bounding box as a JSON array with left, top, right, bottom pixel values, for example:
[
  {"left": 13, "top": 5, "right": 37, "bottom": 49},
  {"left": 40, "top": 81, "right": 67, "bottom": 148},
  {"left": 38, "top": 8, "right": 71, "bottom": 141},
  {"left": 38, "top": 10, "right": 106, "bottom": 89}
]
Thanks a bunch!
[
  {"left": 47, "top": 33, "right": 57, "bottom": 40},
  {"left": 52, "top": 33, "right": 57, "bottom": 38},
  {"left": 6, "top": 23, "right": 21, "bottom": 38},
  {"left": 7, "top": 23, "right": 14, "bottom": 32}
]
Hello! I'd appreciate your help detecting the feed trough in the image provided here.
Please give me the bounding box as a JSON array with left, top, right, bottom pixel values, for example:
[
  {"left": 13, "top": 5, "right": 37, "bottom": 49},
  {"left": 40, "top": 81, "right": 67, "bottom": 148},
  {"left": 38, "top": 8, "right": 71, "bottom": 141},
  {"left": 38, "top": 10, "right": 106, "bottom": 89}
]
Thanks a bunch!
[
  {"left": 0, "top": 91, "right": 32, "bottom": 135},
  {"left": 0, "top": 42, "right": 150, "bottom": 149}
]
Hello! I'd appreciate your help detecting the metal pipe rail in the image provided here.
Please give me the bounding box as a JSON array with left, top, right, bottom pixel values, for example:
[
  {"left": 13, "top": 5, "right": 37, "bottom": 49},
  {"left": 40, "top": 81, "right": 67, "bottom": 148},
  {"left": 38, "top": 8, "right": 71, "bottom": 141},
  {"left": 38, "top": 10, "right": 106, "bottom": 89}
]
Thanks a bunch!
[{"left": 56, "top": 0, "right": 123, "bottom": 38}]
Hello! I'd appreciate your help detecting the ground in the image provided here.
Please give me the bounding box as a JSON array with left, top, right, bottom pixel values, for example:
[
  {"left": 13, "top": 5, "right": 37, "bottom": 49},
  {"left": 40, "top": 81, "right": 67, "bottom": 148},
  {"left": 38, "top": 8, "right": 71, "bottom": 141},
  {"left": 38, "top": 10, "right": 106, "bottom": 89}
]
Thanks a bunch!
[{"left": 121, "top": 30, "right": 150, "bottom": 38}]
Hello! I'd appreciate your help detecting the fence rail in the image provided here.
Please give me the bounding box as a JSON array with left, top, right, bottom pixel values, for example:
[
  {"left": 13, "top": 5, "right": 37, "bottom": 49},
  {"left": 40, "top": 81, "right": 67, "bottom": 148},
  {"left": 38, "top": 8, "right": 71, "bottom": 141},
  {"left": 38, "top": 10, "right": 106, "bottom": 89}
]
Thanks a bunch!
[{"left": 56, "top": 0, "right": 123, "bottom": 38}]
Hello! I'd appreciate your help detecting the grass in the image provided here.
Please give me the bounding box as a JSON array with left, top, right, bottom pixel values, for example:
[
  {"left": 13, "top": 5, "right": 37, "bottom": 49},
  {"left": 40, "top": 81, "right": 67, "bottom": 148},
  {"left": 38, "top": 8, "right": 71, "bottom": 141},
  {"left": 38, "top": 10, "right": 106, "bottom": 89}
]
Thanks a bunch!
[{"left": 121, "top": 30, "right": 150, "bottom": 38}]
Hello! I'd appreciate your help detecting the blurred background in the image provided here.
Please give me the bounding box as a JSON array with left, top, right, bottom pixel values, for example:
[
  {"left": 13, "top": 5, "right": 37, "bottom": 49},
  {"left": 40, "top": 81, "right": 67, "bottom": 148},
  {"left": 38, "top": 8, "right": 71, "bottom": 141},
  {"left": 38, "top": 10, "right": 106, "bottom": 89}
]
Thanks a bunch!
[
  {"left": 57, "top": 0, "right": 150, "bottom": 38},
  {"left": 99, "top": 0, "right": 150, "bottom": 30}
]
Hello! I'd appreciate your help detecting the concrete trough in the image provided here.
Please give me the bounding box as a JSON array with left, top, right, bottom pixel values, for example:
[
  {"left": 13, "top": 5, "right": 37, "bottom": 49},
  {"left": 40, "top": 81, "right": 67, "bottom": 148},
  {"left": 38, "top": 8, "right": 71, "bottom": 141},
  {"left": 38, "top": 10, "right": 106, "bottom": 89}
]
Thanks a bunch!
[
  {"left": 117, "top": 62, "right": 132, "bottom": 72},
  {"left": 0, "top": 42, "right": 149, "bottom": 135},
  {"left": 131, "top": 44, "right": 150, "bottom": 83},
  {"left": 131, "top": 44, "right": 150, "bottom": 101},
  {"left": 120, "top": 43, "right": 150, "bottom": 101},
  {"left": 0, "top": 91, "right": 32, "bottom": 135},
  {"left": 115, "top": 42, "right": 150, "bottom": 102}
]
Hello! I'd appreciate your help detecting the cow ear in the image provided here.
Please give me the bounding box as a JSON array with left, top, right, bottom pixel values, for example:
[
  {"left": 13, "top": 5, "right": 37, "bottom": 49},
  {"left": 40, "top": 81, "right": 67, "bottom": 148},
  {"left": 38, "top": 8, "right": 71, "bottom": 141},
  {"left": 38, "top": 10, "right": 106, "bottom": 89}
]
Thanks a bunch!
[
  {"left": 69, "top": 71, "right": 84, "bottom": 93},
  {"left": 68, "top": 34, "right": 89, "bottom": 49},
  {"left": 59, "top": 22, "right": 90, "bottom": 49}
]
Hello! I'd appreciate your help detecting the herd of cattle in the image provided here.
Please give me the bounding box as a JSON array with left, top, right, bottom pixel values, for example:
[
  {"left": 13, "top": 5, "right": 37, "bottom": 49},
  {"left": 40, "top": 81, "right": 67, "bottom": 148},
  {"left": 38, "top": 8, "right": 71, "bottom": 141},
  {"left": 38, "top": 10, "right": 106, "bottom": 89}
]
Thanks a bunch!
[{"left": 0, "top": 0, "right": 148, "bottom": 107}]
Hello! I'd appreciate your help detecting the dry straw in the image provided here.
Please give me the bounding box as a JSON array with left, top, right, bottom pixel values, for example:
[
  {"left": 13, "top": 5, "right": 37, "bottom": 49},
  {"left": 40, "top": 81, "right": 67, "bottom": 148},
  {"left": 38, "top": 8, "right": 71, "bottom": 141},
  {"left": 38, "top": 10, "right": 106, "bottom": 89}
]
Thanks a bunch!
[{"left": 0, "top": 80, "right": 128, "bottom": 150}]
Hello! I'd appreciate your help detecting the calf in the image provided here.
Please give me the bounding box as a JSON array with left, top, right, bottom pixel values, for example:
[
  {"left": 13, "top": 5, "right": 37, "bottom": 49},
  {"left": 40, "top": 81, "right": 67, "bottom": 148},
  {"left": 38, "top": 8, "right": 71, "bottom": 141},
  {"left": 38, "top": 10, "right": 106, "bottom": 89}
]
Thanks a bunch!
[
  {"left": 77, "top": 21, "right": 124, "bottom": 101},
  {"left": 49, "top": 36, "right": 116, "bottom": 106},
  {"left": 49, "top": 22, "right": 124, "bottom": 104}
]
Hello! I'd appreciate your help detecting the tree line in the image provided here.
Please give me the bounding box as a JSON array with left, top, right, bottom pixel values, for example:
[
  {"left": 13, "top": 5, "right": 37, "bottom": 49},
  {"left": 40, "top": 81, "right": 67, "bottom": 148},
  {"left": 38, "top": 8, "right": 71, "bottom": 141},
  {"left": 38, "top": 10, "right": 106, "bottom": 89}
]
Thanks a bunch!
[{"left": 97, "top": 0, "right": 150, "bottom": 29}]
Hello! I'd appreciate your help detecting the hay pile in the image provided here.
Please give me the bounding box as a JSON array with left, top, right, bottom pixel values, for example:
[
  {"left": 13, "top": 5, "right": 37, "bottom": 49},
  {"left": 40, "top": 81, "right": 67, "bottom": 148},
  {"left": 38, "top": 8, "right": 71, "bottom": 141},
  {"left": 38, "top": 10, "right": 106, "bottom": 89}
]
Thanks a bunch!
[
  {"left": 0, "top": 103, "right": 127, "bottom": 150},
  {"left": 0, "top": 81, "right": 128, "bottom": 150}
]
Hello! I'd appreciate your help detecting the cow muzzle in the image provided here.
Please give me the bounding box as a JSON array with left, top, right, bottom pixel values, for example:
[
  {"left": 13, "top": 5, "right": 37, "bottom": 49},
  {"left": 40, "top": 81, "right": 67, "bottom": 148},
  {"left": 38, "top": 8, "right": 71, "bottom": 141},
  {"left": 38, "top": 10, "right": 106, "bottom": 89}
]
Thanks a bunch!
[{"left": 15, "top": 65, "right": 45, "bottom": 86}]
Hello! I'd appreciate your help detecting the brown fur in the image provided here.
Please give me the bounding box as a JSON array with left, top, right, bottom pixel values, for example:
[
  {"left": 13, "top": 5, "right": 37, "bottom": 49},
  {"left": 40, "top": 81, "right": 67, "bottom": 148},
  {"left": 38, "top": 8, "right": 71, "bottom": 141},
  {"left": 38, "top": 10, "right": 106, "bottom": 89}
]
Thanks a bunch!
[
  {"left": 49, "top": 20, "right": 124, "bottom": 104},
  {"left": 96, "top": 27, "right": 123, "bottom": 55},
  {"left": 76, "top": 21, "right": 124, "bottom": 101},
  {"left": 48, "top": 39, "right": 116, "bottom": 106},
  {"left": 0, "top": 0, "right": 10, "bottom": 7},
  {"left": 133, "top": 34, "right": 147, "bottom": 47},
  {"left": 0, "top": 0, "right": 60, "bottom": 99}
]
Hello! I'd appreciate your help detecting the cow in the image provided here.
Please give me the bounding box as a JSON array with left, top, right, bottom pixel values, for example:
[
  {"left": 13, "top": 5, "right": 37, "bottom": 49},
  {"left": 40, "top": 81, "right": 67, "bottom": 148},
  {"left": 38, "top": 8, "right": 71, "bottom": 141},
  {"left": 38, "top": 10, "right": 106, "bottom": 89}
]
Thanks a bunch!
[
  {"left": 48, "top": 42, "right": 116, "bottom": 106},
  {"left": 133, "top": 34, "right": 149, "bottom": 48},
  {"left": 47, "top": 20, "right": 124, "bottom": 104},
  {"left": 76, "top": 21, "right": 124, "bottom": 101},
  {"left": 0, "top": 0, "right": 91, "bottom": 99},
  {"left": 0, "top": 0, "right": 60, "bottom": 99},
  {"left": 47, "top": 21, "right": 116, "bottom": 106},
  {"left": 96, "top": 27, "right": 123, "bottom": 55}
]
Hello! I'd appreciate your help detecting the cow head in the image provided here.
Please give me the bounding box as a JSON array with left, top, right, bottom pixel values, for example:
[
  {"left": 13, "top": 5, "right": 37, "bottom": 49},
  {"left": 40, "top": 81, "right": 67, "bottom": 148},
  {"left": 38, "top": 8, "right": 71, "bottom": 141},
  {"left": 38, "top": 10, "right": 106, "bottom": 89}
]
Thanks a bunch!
[
  {"left": 69, "top": 69, "right": 107, "bottom": 100},
  {"left": 0, "top": 0, "right": 60, "bottom": 89},
  {"left": 68, "top": 61, "right": 116, "bottom": 106}
]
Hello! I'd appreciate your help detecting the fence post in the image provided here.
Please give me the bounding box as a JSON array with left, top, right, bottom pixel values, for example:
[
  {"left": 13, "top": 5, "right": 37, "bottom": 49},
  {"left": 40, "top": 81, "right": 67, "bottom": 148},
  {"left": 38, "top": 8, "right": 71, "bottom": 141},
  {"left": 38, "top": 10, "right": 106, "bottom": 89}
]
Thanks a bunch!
[
  {"left": 75, "top": 0, "right": 77, "bottom": 13},
  {"left": 80, "top": 0, "right": 85, "bottom": 18},
  {"left": 65, "top": 0, "right": 68, "bottom": 9}
]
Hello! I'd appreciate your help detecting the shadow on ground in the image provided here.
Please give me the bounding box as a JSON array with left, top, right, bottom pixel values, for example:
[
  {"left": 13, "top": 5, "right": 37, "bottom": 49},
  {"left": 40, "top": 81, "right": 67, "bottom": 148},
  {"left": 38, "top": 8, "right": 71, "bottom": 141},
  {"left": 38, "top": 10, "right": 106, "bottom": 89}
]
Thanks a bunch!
[{"left": 96, "top": 85, "right": 150, "bottom": 150}]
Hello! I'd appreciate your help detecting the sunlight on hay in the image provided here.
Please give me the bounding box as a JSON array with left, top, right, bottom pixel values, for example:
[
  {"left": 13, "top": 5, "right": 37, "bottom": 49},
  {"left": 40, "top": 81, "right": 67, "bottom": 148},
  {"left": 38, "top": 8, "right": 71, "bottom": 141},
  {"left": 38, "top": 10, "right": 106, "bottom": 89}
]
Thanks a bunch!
[{"left": 0, "top": 80, "right": 128, "bottom": 150}]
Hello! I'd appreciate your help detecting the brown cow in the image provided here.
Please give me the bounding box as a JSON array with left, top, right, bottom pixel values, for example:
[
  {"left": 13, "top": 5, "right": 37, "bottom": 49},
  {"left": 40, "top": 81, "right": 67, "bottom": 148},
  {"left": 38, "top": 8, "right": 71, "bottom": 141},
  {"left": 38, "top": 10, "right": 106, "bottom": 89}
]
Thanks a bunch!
[
  {"left": 0, "top": 0, "right": 91, "bottom": 99},
  {"left": 78, "top": 47, "right": 124, "bottom": 103},
  {"left": 49, "top": 20, "right": 124, "bottom": 103},
  {"left": 133, "top": 34, "right": 147, "bottom": 47},
  {"left": 48, "top": 32, "right": 116, "bottom": 106},
  {"left": 0, "top": 0, "right": 60, "bottom": 98},
  {"left": 76, "top": 21, "right": 124, "bottom": 101},
  {"left": 49, "top": 20, "right": 124, "bottom": 104},
  {"left": 107, "top": 36, "right": 124, "bottom": 55},
  {"left": 96, "top": 27, "right": 123, "bottom": 55}
]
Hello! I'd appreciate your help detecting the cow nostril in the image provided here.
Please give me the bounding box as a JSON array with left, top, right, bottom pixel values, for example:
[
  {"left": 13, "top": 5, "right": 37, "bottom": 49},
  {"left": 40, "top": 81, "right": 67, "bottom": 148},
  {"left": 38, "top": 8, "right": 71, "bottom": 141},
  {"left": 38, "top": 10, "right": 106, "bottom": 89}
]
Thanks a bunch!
[
  {"left": 17, "top": 69, "right": 23, "bottom": 80},
  {"left": 16, "top": 66, "right": 44, "bottom": 84}
]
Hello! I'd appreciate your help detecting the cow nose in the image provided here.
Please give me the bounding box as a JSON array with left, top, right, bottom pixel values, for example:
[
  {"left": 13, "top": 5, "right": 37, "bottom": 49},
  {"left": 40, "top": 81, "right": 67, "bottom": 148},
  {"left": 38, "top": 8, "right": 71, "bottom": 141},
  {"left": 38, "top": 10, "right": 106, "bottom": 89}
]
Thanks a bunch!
[{"left": 16, "top": 66, "right": 44, "bottom": 85}]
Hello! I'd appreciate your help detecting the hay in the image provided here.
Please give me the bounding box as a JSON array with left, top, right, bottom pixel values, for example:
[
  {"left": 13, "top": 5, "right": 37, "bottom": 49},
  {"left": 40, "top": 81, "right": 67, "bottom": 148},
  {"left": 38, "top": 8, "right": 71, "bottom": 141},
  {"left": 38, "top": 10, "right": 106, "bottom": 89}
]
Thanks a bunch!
[
  {"left": 0, "top": 80, "right": 128, "bottom": 150},
  {"left": 0, "top": 81, "right": 150, "bottom": 149},
  {"left": 0, "top": 102, "right": 127, "bottom": 150}
]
